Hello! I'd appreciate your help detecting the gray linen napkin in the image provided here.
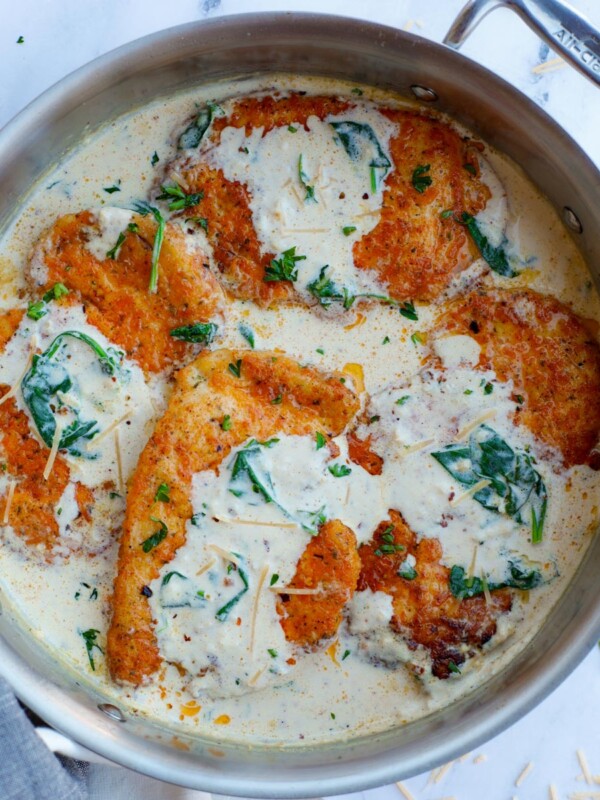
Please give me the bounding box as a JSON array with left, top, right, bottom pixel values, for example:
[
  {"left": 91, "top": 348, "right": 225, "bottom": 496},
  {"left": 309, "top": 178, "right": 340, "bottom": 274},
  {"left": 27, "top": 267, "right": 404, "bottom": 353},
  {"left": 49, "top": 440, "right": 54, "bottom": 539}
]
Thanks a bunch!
[{"left": 0, "top": 676, "right": 87, "bottom": 800}]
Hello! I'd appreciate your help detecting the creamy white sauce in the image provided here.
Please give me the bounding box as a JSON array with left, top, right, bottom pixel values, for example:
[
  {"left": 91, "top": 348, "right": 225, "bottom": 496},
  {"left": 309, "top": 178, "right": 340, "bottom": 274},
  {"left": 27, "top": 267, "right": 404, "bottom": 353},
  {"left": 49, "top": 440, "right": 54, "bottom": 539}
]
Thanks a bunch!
[{"left": 0, "top": 75, "right": 597, "bottom": 747}]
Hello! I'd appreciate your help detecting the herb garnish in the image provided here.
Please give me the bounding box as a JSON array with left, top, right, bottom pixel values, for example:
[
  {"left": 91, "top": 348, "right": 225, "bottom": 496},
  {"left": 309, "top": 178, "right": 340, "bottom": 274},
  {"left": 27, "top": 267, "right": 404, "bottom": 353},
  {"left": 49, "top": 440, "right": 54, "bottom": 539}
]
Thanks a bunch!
[
  {"left": 154, "top": 483, "right": 170, "bottom": 503},
  {"left": 221, "top": 415, "right": 232, "bottom": 431},
  {"left": 382, "top": 336, "right": 390, "bottom": 345},
  {"left": 398, "top": 560, "right": 417, "bottom": 580},
  {"left": 267, "top": 648, "right": 278, "bottom": 658},
  {"left": 131, "top": 201, "right": 165, "bottom": 293},
  {"left": 106, "top": 231, "right": 126, "bottom": 260},
  {"left": 81, "top": 629, "right": 103, "bottom": 671},
  {"left": 307, "top": 266, "right": 418, "bottom": 319},
  {"left": 432, "top": 424, "right": 547, "bottom": 541},
  {"left": 411, "top": 164, "right": 432, "bottom": 193},
  {"left": 328, "top": 463, "right": 352, "bottom": 478},
  {"left": 103, "top": 182, "right": 121, "bottom": 194},
  {"left": 288, "top": 125, "right": 298, "bottom": 133},
  {"left": 298, "top": 155, "right": 316, "bottom": 202},
  {"left": 342, "top": 649, "right": 351, "bottom": 660},
  {"left": 448, "top": 660, "right": 461, "bottom": 674},
  {"left": 169, "top": 322, "right": 218, "bottom": 344},
  {"left": 26, "top": 283, "right": 69, "bottom": 320},
  {"left": 331, "top": 121, "right": 391, "bottom": 189},
  {"left": 374, "top": 526, "right": 405, "bottom": 557},
  {"left": 342, "top": 226, "right": 357, "bottom": 236},
  {"left": 239, "top": 323, "right": 255, "bottom": 348},
  {"left": 463, "top": 162, "right": 477, "bottom": 176},
  {"left": 178, "top": 101, "right": 222, "bottom": 149},
  {"left": 162, "top": 571, "right": 186, "bottom": 586},
  {"left": 156, "top": 184, "right": 203, "bottom": 211},
  {"left": 17, "top": 36, "right": 25, "bottom": 44},
  {"left": 315, "top": 431, "right": 326, "bottom": 450},
  {"left": 228, "top": 359, "right": 242, "bottom": 378},
  {"left": 230, "top": 446, "right": 275, "bottom": 503},
  {"left": 264, "top": 247, "right": 306, "bottom": 282},
  {"left": 449, "top": 562, "right": 542, "bottom": 599},
  {"left": 185, "top": 216, "right": 208, "bottom": 231},
  {"left": 396, "top": 395, "right": 410, "bottom": 405},
  {"left": 351, "top": 87, "right": 363, "bottom": 95},
  {"left": 151, "top": 151, "right": 160, "bottom": 166},
  {"left": 215, "top": 566, "right": 249, "bottom": 621},
  {"left": 22, "top": 331, "right": 122, "bottom": 454},
  {"left": 270, "top": 573, "right": 279, "bottom": 587},
  {"left": 141, "top": 518, "right": 168, "bottom": 553},
  {"left": 460, "top": 212, "right": 517, "bottom": 277}
]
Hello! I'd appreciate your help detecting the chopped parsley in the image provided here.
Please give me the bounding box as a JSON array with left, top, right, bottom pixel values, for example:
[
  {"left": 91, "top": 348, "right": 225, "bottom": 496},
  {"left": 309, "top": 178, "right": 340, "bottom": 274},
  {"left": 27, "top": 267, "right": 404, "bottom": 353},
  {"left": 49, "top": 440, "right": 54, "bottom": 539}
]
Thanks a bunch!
[
  {"left": 382, "top": 336, "right": 390, "bottom": 344},
  {"left": 264, "top": 246, "right": 306, "bottom": 282},
  {"left": 103, "top": 182, "right": 121, "bottom": 194},
  {"left": 463, "top": 162, "right": 477, "bottom": 176},
  {"left": 351, "top": 87, "right": 363, "bottom": 95},
  {"left": 316, "top": 347, "right": 325, "bottom": 355},
  {"left": 151, "top": 151, "right": 160, "bottom": 166},
  {"left": 156, "top": 183, "right": 203, "bottom": 211},
  {"left": 267, "top": 648, "right": 278, "bottom": 658},
  {"left": 448, "top": 660, "right": 462, "bottom": 674},
  {"left": 298, "top": 154, "right": 316, "bottom": 202},
  {"left": 154, "top": 483, "right": 170, "bottom": 503},
  {"left": 342, "top": 226, "right": 357, "bottom": 236},
  {"left": 342, "top": 649, "right": 351, "bottom": 660},
  {"left": 17, "top": 36, "right": 25, "bottom": 44},
  {"left": 185, "top": 216, "right": 208, "bottom": 230},
  {"left": 81, "top": 629, "right": 103, "bottom": 671},
  {"left": 141, "top": 518, "right": 168, "bottom": 553},
  {"left": 411, "top": 164, "right": 432, "bottom": 193},
  {"left": 307, "top": 266, "right": 418, "bottom": 317},
  {"left": 396, "top": 395, "right": 410, "bottom": 405},
  {"left": 315, "top": 431, "right": 327, "bottom": 450},
  {"left": 239, "top": 323, "right": 255, "bottom": 348},
  {"left": 170, "top": 322, "right": 218, "bottom": 344},
  {"left": 411, "top": 332, "right": 424, "bottom": 346},
  {"left": 328, "top": 463, "right": 351, "bottom": 478},
  {"left": 270, "top": 573, "right": 279, "bottom": 587},
  {"left": 440, "top": 208, "right": 454, "bottom": 219},
  {"left": 26, "top": 283, "right": 69, "bottom": 320},
  {"left": 271, "top": 394, "right": 283, "bottom": 405},
  {"left": 483, "top": 382, "right": 494, "bottom": 395},
  {"left": 398, "top": 560, "right": 418, "bottom": 580},
  {"left": 228, "top": 359, "right": 242, "bottom": 378},
  {"left": 106, "top": 231, "right": 126, "bottom": 260},
  {"left": 131, "top": 201, "right": 165, "bottom": 293},
  {"left": 221, "top": 415, "right": 232, "bottom": 431},
  {"left": 288, "top": 125, "right": 298, "bottom": 133}
]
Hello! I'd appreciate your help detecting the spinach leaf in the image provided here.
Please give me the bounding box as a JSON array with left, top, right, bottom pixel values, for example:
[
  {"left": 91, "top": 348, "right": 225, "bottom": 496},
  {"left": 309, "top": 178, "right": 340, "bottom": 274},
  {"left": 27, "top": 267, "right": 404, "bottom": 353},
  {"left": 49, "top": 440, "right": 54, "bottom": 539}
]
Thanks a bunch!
[
  {"left": 178, "top": 101, "right": 221, "bottom": 149},
  {"left": 330, "top": 121, "right": 391, "bottom": 172},
  {"left": 169, "top": 322, "right": 218, "bottom": 344},
  {"left": 230, "top": 446, "right": 276, "bottom": 503},
  {"left": 432, "top": 424, "right": 547, "bottom": 540},
  {"left": 460, "top": 212, "right": 517, "bottom": 278},
  {"left": 449, "top": 562, "right": 543, "bottom": 600},
  {"left": 156, "top": 184, "right": 203, "bottom": 211},
  {"left": 239, "top": 323, "right": 255, "bottom": 348},
  {"left": 21, "top": 331, "right": 123, "bottom": 455},
  {"left": 412, "top": 164, "right": 432, "bottom": 193},
  {"left": 215, "top": 566, "right": 249, "bottom": 621},
  {"left": 141, "top": 518, "right": 168, "bottom": 553}
]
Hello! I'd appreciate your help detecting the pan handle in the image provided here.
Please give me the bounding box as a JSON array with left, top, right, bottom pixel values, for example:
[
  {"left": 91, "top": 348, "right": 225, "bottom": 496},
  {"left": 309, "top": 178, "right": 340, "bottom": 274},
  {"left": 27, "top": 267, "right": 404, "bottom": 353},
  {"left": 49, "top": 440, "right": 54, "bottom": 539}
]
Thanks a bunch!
[{"left": 444, "top": 0, "right": 600, "bottom": 88}]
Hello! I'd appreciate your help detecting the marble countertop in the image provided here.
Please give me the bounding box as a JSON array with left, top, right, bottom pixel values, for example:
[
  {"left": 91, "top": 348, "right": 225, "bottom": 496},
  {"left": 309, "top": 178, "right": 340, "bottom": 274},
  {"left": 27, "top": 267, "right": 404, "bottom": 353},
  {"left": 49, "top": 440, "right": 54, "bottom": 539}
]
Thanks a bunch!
[{"left": 1, "top": 1, "right": 600, "bottom": 799}]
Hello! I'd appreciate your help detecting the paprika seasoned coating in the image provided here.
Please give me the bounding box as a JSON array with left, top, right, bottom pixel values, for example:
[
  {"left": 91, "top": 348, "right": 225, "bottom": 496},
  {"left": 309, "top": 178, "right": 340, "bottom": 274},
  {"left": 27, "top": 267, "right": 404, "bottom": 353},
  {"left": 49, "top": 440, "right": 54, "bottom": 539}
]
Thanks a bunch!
[
  {"left": 357, "top": 511, "right": 512, "bottom": 678},
  {"left": 352, "top": 109, "right": 491, "bottom": 302},
  {"left": 433, "top": 288, "right": 600, "bottom": 467},
  {"left": 27, "top": 210, "right": 224, "bottom": 374},
  {"left": 107, "top": 349, "right": 360, "bottom": 685}
]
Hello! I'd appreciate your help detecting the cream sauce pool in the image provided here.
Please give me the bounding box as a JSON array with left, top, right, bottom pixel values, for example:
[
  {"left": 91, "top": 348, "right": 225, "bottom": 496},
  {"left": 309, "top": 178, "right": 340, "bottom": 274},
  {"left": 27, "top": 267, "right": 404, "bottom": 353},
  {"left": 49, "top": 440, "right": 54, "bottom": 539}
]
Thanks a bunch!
[{"left": 0, "top": 75, "right": 598, "bottom": 746}]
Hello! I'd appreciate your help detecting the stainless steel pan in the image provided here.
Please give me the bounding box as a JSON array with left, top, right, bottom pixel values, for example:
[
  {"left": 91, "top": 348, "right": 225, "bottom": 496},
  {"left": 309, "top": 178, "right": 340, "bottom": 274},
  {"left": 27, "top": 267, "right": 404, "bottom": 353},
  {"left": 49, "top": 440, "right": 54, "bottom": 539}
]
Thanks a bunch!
[{"left": 1, "top": 3, "right": 599, "bottom": 796}]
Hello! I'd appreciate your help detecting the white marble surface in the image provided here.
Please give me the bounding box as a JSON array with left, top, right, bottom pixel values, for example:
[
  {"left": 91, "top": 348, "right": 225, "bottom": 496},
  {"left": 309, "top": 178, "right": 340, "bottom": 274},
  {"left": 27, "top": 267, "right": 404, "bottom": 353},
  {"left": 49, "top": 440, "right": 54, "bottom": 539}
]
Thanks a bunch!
[{"left": 1, "top": 1, "right": 600, "bottom": 799}]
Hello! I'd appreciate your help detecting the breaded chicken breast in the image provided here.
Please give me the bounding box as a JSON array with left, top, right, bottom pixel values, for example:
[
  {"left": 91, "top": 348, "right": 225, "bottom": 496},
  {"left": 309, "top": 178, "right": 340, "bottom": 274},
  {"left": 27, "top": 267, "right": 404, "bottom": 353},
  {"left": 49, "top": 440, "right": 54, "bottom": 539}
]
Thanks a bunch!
[
  {"left": 434, "top": 288, "right": 600, "bottom": 467},
  {"left": 352, "top": 110, "right": 491, "bottom": 302},
  {"left": 357, "top": 512, "right": 512, "bottom": 678},
  {"left": 107, "top": 349, "right": 360, "bottom": 685},
  {"left": 27, "top": 210, "right": 224, "bottom": 374}
]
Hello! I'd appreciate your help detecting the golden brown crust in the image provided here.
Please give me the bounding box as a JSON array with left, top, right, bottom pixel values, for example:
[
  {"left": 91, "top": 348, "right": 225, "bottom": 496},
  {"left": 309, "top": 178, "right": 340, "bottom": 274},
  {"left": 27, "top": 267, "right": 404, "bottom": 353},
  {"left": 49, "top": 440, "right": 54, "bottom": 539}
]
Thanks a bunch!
[
  {"left": 107, "top": 349, "right": 360, "bottom": 685},
  {"left": 28, "top": 210, "right": 224, "bottom": 374},
  {"left": 434, "top": 288, "right": 600, "bottom": 467},
  {"left": 353, "top": 111, "right": 490, "bottom": 301},
  {"left": 277, "top": 519, "right": 361, "bottom": 647},
  {"left": 210, "top": 93, "right": 351, "bottom": 142},
  {"left": 174, "top": 163, "right": 292, "bottom": 306},
  {"left": 357, "top": 511, "right": 512, "bottom": 678}
]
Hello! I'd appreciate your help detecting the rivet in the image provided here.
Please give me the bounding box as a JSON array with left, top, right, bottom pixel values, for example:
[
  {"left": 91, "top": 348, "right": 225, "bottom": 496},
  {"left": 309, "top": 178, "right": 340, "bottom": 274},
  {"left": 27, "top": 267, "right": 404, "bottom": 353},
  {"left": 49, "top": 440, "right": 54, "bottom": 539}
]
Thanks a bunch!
[
  {"left": 563, "top": 207, "right": 583, "bottom": 233},
  {"left": 98, "top": 703, "right": 126, "bottom": 722},
  {"left": 410, "top": 85, "right": 438, "bottom": 102}
]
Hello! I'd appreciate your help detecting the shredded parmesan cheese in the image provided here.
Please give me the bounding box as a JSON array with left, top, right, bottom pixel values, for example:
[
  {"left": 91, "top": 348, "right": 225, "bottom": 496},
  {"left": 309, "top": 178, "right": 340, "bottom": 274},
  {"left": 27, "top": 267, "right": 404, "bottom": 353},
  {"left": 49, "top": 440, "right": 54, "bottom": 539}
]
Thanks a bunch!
[
  {"left": 43, "top": 423, "right": 63, "bottom": 481},
  {"left": 450, "top": 479, "right": 492, "bottom": 507},
  {"left": 247, "top": 666, "right": 267, "bottom": 687},
  {"left": 195, "top": 558, "right": 216, "bottom": 577},
  {"left": 549, "top": 785, "right": 559, "bottom": 800},
  {"left": 85, "top": 411, "right": 132, "bottom": 450},
  {"left": 249, "top": 564, "right": 269, "bottom": 654},
  {"left": 578, "top": 750, "right": 593, "bottom": 785},
  {"left": 398, "top": 438, "right": 435, "bottom": 457},
  {"left": 208, "top": 544, "right": 241, "bottom": 565},
  {"left": 268, "top": 584, "right": 325, "bottom": 595},
  {"left": 2, "top": 479, "right": 16, "bottom": 525},
  {"left": 168, "top": 170, "right": 190, "bottom": 192},
  {"left": 114, "top": 428, "right": 124, "bottom": 492},
  {"left": 433, "top": 759, "right": 455, "bottom": 784},
  {"left": 532, "top": 57, "right": 566, "bottom": 74},
  {"left": 456, "top": 409, "right": 497, "bottom": 440},
  {"left": 395, "top": 782, "right": 416, "bottom": 800},
  {"left": 213, "top": 517, "right": 299, "bottom": 529},
  {"left": 515, "top": 762, "right": 534, "bottom": 787},
  {"left": 473, "top": 754, "right": 488, "bottom": 764},
  {"left": 0, "top": 344, "right": 35, "bottom": 407}
]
